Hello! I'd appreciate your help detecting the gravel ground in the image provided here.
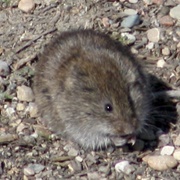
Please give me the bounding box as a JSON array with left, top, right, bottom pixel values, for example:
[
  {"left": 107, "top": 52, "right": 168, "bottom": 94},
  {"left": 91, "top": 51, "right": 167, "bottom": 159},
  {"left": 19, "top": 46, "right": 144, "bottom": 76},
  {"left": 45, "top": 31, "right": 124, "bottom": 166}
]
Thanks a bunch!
[{"left": 0, "top": 0, "right": 180, "bottom": 179}]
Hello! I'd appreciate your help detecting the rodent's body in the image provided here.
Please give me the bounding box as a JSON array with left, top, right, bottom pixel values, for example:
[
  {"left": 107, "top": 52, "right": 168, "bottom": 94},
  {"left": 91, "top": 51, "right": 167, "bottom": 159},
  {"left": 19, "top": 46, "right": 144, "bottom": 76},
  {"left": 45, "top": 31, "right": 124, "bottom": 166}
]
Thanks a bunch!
[{"left": 34, "top": 30, "right": 151, "bottom": 150}]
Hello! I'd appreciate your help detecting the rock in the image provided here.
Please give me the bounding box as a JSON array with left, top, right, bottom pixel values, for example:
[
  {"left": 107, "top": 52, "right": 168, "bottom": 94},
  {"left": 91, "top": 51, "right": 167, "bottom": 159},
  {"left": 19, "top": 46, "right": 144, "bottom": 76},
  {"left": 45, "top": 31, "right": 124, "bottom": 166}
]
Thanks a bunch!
[
  {"left": 123, "top": 9, "right": 137, "bottom": 16},
  {"left": 121, "top": 14, "right": 141, "bottom": 28},
  {"left": 173, "top": 148, "right": 180, "bottom": 161},
  {"left": 18, "top": 0, "right": 35, "bottom": 13},
  {"left": 6, "top": 107, "right": 15, "bottom": 117},
  {"left": 159, "top": 15, "right": 174, "bottom": 26},
  {"left": 152, "top": 0, "right": 164, "bottom": 5},
  {"left": 158, "top": 134, "right": 170, "bottom": 147},
  {"left": 0, "top": 60, "right": 10, "bottom": 77},
  {"left": 160, "top": 146, "right": 175, "bottom": 155},
  {"left": 102, "top": 17, "right": 110, "bottom": 28},
  {"left": 129, "top": 0, "right": 138, "bottom": 3},
  {"left": 157, "top": 59, "right": 166, "bottom": 68},
  {"left": 143, "top": 155, "right": 178, "bottom": 171},
  {"left": 87, "top": 172, "right": 100, "bottom": 180},
  {"left": 68, "top": 148, "right": 79, "bottom": 157},
  {"left": 174, "top": 134, "right": 180, "bottom": 146},
  {"left": 147, "top": 28, "right": 160, "bottom": 42},
  {"left": 75, "top": 156, "right": 83, "bottom": 162},
  {"left": 33, "top": 125, "right": 52, "bottom": 138},
  {"left": 162, "top": 47, "right": 170, "bottom": 56},
  {"left": 0, "top": 134, "right": 18, "bottom": 144},
  {"left": 24, "top": 164, "right": 45, "bottom": 176},
  {"left": 115, "top": 161, "right": 135, "bottom": 175},
  {"left": 27, "top": 102, "right": 38, "bottom": 118},
  {"left": 146, "top": 42, "right": 154, "bottom": 50},
  {"left": 170, "top": 5, "right": 180, "bottom": 20},
  {"left": 143, "top": 0, "right": 152, "bottom": 5},
  {"left": 16, "top": 103, "right": 25, "bottom": 111},
  {"left": 121, "top": 33, "right": 136, "bottom": 44},
  {"left": 17, "top": 85, "right": 34, "bottom": 102}
]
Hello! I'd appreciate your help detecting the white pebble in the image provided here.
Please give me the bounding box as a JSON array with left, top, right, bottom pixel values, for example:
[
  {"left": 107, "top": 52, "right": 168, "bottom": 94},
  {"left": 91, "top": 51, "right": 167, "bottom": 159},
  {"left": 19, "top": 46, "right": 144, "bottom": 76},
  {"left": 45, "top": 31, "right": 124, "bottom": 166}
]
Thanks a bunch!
[
  {"left": 27, "top": 102, "right": 38, "bottom": 118},
  {"left": 157, "top": 59, "right": 166, "bottom": 68},
  {"left": 17, "top": 85, "right": 34, "bottom": 102},
  {"left": 174, "top": 134, "right": 180, "bottom": 146},
  {"left": 115, "top": 161, "right": 135, "bottom": 175},
  {"left": 170, "top": 5, "right": 180, "bottom": 20},
  {"left": 18, "top": 0, "right": 35, "bottom": 13},
  {"left": 147, "top": 28, "right": 160, "bottom": 42},
  {"left": 160, "top": 146, "right": 174, "bottom": 155}
]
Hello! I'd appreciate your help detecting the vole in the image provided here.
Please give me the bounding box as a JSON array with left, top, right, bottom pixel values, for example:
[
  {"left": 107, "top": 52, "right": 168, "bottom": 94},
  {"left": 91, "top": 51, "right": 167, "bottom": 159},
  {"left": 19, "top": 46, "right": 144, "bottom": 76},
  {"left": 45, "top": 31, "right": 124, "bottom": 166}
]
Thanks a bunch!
[{"left": 33, "top": 29, "right": 152, "bottom": 150}]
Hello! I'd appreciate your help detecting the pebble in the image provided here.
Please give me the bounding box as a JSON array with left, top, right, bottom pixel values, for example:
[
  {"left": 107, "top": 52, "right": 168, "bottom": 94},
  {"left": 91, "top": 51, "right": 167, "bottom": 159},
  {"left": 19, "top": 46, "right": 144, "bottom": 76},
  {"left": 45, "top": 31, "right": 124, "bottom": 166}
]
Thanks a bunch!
[
  {"left": 18, "top": 0, "right": 35, "bottom": 13},
  {"left": 147, "top": 28, "right": 160, "bottom": 42},
  {"left": 143, "top": 0, "right": 152, "bottom": 5},
  {"left": 157, "top": 59, "right": 166, "bottom": 68},
  {"left": 173, "top": 148, "right": 180, "bottom": 161},
  {"left": 16, "top": 103, "right": 25, "bottom": 111},
  {"left": 146, "top": 42, "right": 154, "bottom": 50},
  {"left": 123, "top": 9, "right": 137, "bottom": 16},
  {"left": 102, "top": 17, "right": 110, "bottom": 28},
  {"left": 121, "top": 33, "right": 136, "bottom": 44},
  {"left": 0, "top": 60, "right": 10, "bottom": 77},
  {"left": 115, "top": 161, "right": 135, "bottom": 175},
  {"left": 33, "top": 125, "right": 52, "bottom": 138},
  {"left": 159, "top": 15, "right": 174, "bottom": 26},
  {"left": 17, "top": 85, "right": 34, "bottom": 102},
  {"left": 87, "top": 172, "right": 100, "bottom": 180},
  {"left": 0, "top": 134, "right": 18, "bottom": 144},
  {"left": 170, "top": 5, "right": 180, "bottom": 20},
  {"left": 143, "top": 155, "right": 178, "bottom": 171},
  {"left": 129, "top": 0, "right": 138, "bottom": 4},
  {"left": 6, "top": 107, "right": 15, "bottom": 117},
  {"left": 152, "top": 0, "right": 164, "bottom": 5},
  {"left": 174, "top": 134, "right": 180, "bottom": 146},
  {"left": 121, "top": 14, "right": 141, "bottom": 28},
  {"left": 27, "top": 102, "right": 38, "bottom": 118},
  {"left": 68, "top": 148, "right": 79, "bottom": 157},
  {"left": 75, "top": 156, "right": 83, "bottom": 162},
  {"left": 158, "top": 134, "right": 170, "bottom": 147},
  {"left": 24, "top": 164, "right": 45, "bottom": 176},
  {"left": 160, "top": 146, "right": 175, "bottom": 155},
  {"left": 162, "top": 47, "right": 170, "bottom": 56}
]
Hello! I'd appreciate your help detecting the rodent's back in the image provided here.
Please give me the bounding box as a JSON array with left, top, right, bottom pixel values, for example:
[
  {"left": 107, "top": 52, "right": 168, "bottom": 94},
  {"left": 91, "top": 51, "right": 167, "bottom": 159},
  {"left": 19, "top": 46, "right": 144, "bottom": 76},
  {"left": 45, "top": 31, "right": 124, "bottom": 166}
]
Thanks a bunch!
[{"left": 34, "top": 30, "right": 151, "bottom": 150}]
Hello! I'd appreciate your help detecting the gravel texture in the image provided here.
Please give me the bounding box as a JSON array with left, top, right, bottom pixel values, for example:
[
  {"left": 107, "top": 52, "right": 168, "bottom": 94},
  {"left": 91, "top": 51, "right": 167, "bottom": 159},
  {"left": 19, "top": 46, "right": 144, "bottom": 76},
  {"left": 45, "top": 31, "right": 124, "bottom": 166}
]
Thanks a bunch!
[{"left": 0, "top": 0, "right": 180, "bottom": 179}]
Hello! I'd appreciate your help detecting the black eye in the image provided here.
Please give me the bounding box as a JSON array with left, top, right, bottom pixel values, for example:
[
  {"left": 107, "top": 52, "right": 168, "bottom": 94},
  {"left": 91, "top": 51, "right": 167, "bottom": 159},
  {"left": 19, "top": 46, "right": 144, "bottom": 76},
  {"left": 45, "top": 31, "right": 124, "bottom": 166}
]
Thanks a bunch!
[{"left": 105, "top": 103, "right": 113, "bottom": 112}]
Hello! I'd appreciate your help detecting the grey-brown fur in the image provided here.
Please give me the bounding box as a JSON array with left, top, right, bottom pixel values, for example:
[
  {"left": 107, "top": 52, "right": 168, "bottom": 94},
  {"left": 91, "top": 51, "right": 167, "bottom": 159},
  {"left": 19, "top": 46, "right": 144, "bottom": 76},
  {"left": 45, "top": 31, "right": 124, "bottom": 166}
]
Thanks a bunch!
[{"left": 33, "top": 30, "right": 151, "bottom": 150}]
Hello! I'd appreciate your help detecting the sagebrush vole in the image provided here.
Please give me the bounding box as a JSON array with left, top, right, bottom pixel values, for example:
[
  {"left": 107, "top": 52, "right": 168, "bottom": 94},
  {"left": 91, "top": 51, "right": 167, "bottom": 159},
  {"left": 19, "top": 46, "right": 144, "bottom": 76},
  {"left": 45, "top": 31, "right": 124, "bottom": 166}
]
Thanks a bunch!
[{"left": 33, "top": 30, "right": 151, "bottom": 150}]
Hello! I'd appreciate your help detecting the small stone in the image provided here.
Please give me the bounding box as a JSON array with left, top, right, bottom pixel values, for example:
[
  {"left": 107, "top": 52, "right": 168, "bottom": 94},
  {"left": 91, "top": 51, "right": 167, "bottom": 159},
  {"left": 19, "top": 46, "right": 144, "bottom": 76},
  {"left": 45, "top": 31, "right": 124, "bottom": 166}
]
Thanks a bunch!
[
  {"left": 173, "top": 148, "right": 180, "bottom": 161},
  {"left": 6, "top": 107, "right": 15, "bottom": 117},
  {"left": 123, "top": 9, "right": 137, "bottom": 16},
  {"left": 146, "top": 42, "right": 154, "bottom": 49},
  {"left": 102, "top": 17, "right": 110, "bottom": 28},
  {"left": 170, "top": 5, "right": 180, "bottom": 20},
  {"left": 121, "top": 33, "right": 136, "bottom": 44},
  {"left": 160, "top": 146, "right": 175, "bottom": 155},
  {"left": 115, "top": 161, "right": 135, "bottom": 175},
  {"left": 147, "top": 28, "right": 160, "bottom": 42},
  {"left": 87, "top": 172, "right": 100, "bottom": 180},
  {"left": 17, "top": 85, "right": 34, "bottom": 102},
  {"left": 16, "top": 123, "right": 28, "bottom": 134},
  {"left": 152, "top": 0, "right": 164, "bottom": 5},
  {"left": 143, "top": 0, "right": 152, "bottom": 5},
  {"left": 0, "top": 134, "right": 18, "bottom": 144},
  {"left": 68, "top": 148, "right": 79, "bottom": 157},
  {"left": 24, "top": 167, "right": 35, "bottom": 176},
  {"left": 0, "top": 60, "right": 10, "bottom": 77},
  {"left": 16, "top": 103, "right": 25, "bottom": 111},
  {"left": 174, "top": 134, "right": 180, "bottom": 146},
  {"left": 24, "top": 164, "right": 45, "bottom": 176},
  {"left": 18, "top": 0, "right": 35, "bottom": 13},
  {"left": 75, "top": 156, "right": 83, "bottom": 162},
  {"left": 33, "top": 125, "right": 52, "bottom": 138},
  {"left": 129, "top": 0, "right": 138, "bottom": 3},
  {"left": 121, "top": 14, "right": 141, "bottom": 28},
  {"left": 27, "top": 102, "right": 38, "bottom": 118},
  {"left": 143, "top": 155, "right": 178, "bottom": 171},
  {"left": 162, "top": 47, "right": 170, "bottom": 56},
  {"left": 159, "top": 15, "right": 174, "bottom": 26},
  {"left": 157, "top": 59, "right": 166, "bottom": 68}
]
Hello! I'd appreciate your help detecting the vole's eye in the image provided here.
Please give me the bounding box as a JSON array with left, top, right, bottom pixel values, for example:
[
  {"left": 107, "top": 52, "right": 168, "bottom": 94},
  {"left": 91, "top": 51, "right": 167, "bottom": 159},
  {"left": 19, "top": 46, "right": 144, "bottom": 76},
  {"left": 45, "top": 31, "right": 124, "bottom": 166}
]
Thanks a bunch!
[{"left": 105, "top": 103, "right": 113, "bottom": 112}]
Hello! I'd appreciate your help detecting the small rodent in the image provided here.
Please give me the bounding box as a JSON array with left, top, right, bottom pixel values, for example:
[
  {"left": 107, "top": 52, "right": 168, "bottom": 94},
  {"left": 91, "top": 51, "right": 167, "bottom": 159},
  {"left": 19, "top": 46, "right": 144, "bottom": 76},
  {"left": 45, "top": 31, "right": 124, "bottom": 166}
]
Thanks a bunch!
[{"left": 33, "top": 29, "right": 151, "bottom": 150}]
